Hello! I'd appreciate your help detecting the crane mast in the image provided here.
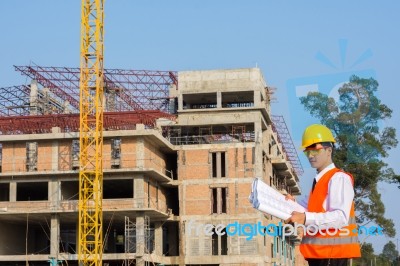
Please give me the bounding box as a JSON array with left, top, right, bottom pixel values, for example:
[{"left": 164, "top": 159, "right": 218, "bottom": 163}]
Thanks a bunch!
[{"left": 78, "top": 0, "right": 104, "bottom": 265}]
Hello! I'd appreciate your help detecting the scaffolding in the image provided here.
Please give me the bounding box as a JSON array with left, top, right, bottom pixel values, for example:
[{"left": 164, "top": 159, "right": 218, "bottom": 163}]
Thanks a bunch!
[
  {"left": 0, "top": 65, "right": 178, "bottom": 134},
  {"left": 271, "top": 115, "right": 304, "bottom": 177},
  {"left": 13, "top": 64, "right": 178, "bottom": 113},
  {"left": 124, "top": 216, "right": 136, "bottom": 266},
  {"left": 0, "top": 85, "right": 30, "bottom": 116},
  {"left": 164, "top": 124, "right": 256, "bottom": 145},
  {"left": 124, "top": 216, "right": 154, "bottom": 266}
]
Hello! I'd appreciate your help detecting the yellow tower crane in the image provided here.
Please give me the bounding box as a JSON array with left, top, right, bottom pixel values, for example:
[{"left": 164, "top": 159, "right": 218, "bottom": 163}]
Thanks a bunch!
[{"left": 78, "top": 0, "right": 104, "bottom": 265}]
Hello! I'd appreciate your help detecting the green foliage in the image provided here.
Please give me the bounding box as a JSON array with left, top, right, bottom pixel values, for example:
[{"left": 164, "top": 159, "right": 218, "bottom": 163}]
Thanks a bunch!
[
  {"left": 353, "top": 241, "right": 400, "bottom": 266},
  {"left": 300, "top": 75, "right": 398, "bottom": 237},
  {"left": 353, "top": 243, "right": 375, "bottom": 265},
  {"left": 382, "top": 241, "right": 399, "bottom": 263}
]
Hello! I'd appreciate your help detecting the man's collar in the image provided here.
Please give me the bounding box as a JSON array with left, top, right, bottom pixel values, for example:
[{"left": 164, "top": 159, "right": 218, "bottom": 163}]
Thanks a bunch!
[{"left": 315, "top": 163, "right": 335, "bottom": 182}]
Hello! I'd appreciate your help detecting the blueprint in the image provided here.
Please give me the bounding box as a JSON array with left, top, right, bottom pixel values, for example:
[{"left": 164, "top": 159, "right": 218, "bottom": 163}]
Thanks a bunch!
[{"left": 249, "top": 178, "right": 306, "bottom": 220}]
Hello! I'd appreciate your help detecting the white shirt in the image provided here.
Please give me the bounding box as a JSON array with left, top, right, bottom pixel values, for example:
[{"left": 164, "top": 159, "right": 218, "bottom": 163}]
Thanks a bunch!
[{"left": 300, "top": 163, "right": 355, "bottom": 229}]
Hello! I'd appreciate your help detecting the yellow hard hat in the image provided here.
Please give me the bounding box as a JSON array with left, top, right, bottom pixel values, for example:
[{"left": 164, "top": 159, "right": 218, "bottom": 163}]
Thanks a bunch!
[{"left": 301, "top": 124, "right": 336, "bottom": 149}]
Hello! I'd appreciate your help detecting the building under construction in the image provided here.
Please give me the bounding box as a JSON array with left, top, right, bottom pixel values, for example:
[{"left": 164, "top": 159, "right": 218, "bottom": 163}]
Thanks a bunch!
[{"left": 0, "top": 66, "right": 305, "bottom": 266}]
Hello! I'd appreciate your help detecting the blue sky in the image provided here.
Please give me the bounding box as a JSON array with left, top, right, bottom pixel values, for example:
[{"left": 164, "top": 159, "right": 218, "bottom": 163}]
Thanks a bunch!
[{"left": 1, "top": 0, "right": 399, "bottom": 254}]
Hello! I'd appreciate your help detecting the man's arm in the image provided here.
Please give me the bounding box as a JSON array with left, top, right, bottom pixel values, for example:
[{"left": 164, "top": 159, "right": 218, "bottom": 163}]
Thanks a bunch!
[{"left": 304, "top": 172, "right": 354, "bottom": 228}]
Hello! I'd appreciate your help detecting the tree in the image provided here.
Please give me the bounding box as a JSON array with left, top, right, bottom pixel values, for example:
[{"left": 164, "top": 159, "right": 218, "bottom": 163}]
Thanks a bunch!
[
  {"left": 354, "top": 243, "right": 375, "bottom": 266},
  {"left": 382, "top": 241, "right": 399, "bottom": 264},
  {"left": 300, "top": 75, "right": 398, "bottom": 237}
]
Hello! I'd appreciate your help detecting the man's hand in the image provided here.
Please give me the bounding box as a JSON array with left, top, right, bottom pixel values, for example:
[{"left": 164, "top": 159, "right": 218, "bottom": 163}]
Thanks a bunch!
[
  {"left": 285, "top": 194, "right": 296, "bottom": 202},
  {"left": 285, "top": 211, "right": 306, "bottom": 225}
]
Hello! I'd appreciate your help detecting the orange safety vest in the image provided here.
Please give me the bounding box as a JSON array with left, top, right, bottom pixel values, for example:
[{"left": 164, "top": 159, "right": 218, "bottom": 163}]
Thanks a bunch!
[{"left": 300, "top": 168, "right": 361, "bottom": 259}]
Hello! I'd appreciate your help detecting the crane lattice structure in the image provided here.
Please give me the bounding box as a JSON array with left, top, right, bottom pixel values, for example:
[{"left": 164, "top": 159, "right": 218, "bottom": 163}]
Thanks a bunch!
[
  {"left": 271, "top": 115, "right": 304, "bottom": 177},
  {"left": 78, "top": 0, "right": 104, "bottom": 265}
]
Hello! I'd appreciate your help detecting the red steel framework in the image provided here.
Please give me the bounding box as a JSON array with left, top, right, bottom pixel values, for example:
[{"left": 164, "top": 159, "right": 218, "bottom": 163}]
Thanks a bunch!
[
  {"left": 13, "top": 65, "right": 178, "bottom": 112},
  {"left": 0, "top": 65, "right": 178, "bottom": 134},
  {"left": 0, "top": 111, "right": 174, "bottom": 135},
  {"left": 271, "top": 115, "right": 304, "bottom": 177},
  {"left": 0, "top": 85, "right": 30, "bottom": 116}
]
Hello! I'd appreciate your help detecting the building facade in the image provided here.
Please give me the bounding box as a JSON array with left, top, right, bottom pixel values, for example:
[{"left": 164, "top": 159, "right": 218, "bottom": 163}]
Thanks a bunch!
[{"left": 0, "top": 68, "right": 306, "bottom": 266}]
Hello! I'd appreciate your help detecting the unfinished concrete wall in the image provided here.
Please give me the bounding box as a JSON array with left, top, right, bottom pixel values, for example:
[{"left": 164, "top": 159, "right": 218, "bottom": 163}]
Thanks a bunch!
[
  {"left": 226, "top": 146, "right": 255, "bottom": 178},
  {"left": 184, "top": 218, "right": 258, "bottom": 257},
  {"left": 227, "top": 182, "right": 254, "bottom": 215},
  {"left": 120, "top": 137, "right": 137, "bottom": 168},
  {"left": 36, "top": 140, "right": 53, "bottom": 171},
  {"left": 184, "top": 184, "right": 210, "bottom": 215},
  {"left": 184, "top": 181, "right": 253, "bottom": 216},
  {"left": 178, "top": 68, "right": 267, "bottom": 98},
  {"left": 143, "top": 178, "right": 167, "bottom": 212},
  {"left": 1, "top": 142, "right": 26, "bottom": 172},
  {"left": 143, "top": 141, "right": 167, "bottom": 173},
  {"left": 103, "top": 138, "right": 112, "bottom": 169},
  {"left": 178, "top": 149, "right": 210, "bottom": 180},
  {"left": 58, "top": 140, "right": 73, "bottom": 171}
]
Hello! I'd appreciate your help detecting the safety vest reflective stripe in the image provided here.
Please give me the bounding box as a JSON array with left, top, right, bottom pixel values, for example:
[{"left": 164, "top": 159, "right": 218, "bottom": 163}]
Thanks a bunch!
[
  {"left": 302, "top": 235, "right": 359, "bottom": 245},
  {"left": 348, "top": 217, "right": 356, "bottom": 224}
]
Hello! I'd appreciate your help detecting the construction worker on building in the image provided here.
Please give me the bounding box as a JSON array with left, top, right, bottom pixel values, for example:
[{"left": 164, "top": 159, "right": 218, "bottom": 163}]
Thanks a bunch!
[{"left": 285, "top": 124, "right": 361, "bottom": 266}]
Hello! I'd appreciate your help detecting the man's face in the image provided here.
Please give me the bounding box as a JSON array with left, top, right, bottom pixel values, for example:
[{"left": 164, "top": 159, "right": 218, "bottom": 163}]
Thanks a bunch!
[{"left": 303, "top": 143, "right": 332, "bottom": 171}]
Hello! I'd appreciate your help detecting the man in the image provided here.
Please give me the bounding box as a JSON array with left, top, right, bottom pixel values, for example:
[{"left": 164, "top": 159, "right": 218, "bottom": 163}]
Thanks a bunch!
[{"left": 285, "top": 124, "right": 361, "bottom": 266}]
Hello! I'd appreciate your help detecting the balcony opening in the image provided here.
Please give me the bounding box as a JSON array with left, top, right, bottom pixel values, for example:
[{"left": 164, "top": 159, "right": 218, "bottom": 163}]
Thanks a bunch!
[
  {"left": 182, "top": 92, "right": 217, "bottom": 109},
  {"left": 60, "top": 223, "right": 77, "bottom": 254},
  {"left": 0, "top": 143, "right": 2, "bottom": 172},
  {"left": 0, "top": 183, "right": 9, "bottom": 201},
  {"left": 165, "top": 152, "right": 177, "bottom": 179},
  {"left": 210, "top": 151, "right": 226, "bottom": 178},
  {"left": 212, "top": 227, "right": 228, "bottom": 255},
  {"left": 61, "top": 181, "right": 79, "bottom": 200},
  {"left": 221, "top": 91, "right": 254, "bottom": 108},
  {"left": 212, "top": 188, "right": 218, "bottom": 213},
  {"left": 0, "top": 219, "right": 50, "bottom": 255},
  {"left": 163, "top": 222, "right": 179, "bottom": 256},
  {"left": 211, "top": 187, "right": 227, "bottom": 214},
  {"left": 165, "top": 124, "right": 255, "bottom": 145},
  {"left": 166, "top": 187, "right": 179, "bottom": 216},
  {"left": 103, "top": 179, "right": 133, "bottom": 199},
  {"left": 17, "top": 181, "right": 48, "bottom": 201}
]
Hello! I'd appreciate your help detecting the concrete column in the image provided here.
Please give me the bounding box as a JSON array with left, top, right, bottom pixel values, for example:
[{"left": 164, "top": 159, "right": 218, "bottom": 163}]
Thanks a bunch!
[
  {"left": 154, "top": 222, "right": 163, "bottom": 256},
  {"left": 217, "top": 91, "right": 222, "bottom": 108},
  {"left": 51, "top": 127, "right": 60, "bottom": 171},
  {"left": 9, "top": 181, "right": 16, "bottom": 202},
  {"left": 178, "top": 93, "right": 183, "bottom": 111},
  {"left": 134, "top": 176, "right": 144, "bottom": 208},
  {"left": 50, "top": 214, "right": 60, "bottom": 257},
  {"left": 217, "top": 187, "right": 222, "bottom": 214},
  {"left": 254, "top": 121, "right": 263, "bottom": 177},
  {"left": 29, "top": 80, "right": 39, "bottom": 115},
  {"left": 52, "top": 140, "right": 58, "bottom": 171},
  {"left": 136, "top": 212, "right": 145, "bottom": 266},
  {"left": 254, "top": 90, "right": 261, "bottom": 107},
  {"left": 216, "top": 152, "right": 222, "bottom": 178},
  {"left": 49, "top": 180, "right": 60, "bottom": 210}
]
